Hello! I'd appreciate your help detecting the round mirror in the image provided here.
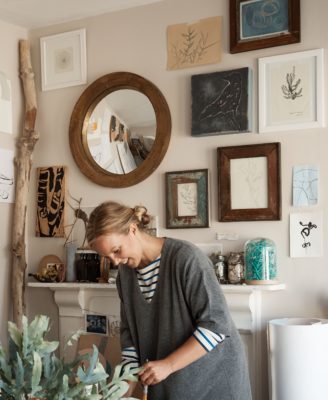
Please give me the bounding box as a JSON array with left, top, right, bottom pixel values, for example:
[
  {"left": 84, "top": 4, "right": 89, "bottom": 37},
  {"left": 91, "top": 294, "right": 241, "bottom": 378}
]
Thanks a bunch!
[{"left": 69, "top": 72, "right": 171, "bottom": 187}]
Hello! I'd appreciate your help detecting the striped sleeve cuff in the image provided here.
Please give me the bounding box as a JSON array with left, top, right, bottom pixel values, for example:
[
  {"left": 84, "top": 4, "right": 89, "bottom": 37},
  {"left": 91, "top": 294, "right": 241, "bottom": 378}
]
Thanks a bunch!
[
  {"left": 193, "top": 326, "right": 225, "bottom": 352},
  {"left": 121, "top": 346, "right": 140, "bottom": 373}
]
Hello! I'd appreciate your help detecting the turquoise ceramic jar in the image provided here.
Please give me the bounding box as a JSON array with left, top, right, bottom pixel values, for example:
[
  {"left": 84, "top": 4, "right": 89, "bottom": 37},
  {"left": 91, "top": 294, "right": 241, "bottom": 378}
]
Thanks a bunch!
[{"left": 244, "top": 238, "right": 277, "bottom": 284}]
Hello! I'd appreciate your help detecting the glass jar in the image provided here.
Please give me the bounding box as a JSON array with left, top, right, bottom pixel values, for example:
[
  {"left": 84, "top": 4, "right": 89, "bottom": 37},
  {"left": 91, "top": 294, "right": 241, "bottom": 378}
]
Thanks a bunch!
[
  {"left": 227, "top": 252, "right": 244, "bottom": 284},
  {"left": 244, "top": 238, "right": 277, "bottom": 284},
  {"left": 214, "top": 255, "right": 227, "bottom": 284}
]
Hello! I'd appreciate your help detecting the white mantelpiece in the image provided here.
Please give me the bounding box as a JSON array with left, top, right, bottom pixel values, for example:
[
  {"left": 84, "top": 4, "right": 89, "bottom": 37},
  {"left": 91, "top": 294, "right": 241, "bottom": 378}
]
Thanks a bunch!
[{"left": 27, "top": 282, "right": 285, "bottom": 400}]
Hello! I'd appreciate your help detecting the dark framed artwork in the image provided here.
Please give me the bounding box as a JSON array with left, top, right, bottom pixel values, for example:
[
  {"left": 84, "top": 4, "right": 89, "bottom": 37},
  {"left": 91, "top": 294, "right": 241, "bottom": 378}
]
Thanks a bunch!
[
  {"left": 230, "top": 0, "right": 300, "bottom": 54},
  {"left": 166, "top": 169, "right": 209, "bottom": 229},
  {"left": 217, "top": 143, "right": 281, "bottom": 222},
  {"left": 85, "top": 314, "right": 108, "bottom": 335},
  {"left": 36, "top": 166, "right": 66, "bottom": 237},
  {"left": 191, "top": 67, "right": 252, "bottom": 136}
]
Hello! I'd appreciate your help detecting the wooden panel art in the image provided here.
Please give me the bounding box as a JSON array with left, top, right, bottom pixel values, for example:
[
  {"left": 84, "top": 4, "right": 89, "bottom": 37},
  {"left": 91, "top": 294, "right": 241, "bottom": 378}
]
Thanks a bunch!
[{"left": 36, "top": 166, "right": 66, "bottom": 237}]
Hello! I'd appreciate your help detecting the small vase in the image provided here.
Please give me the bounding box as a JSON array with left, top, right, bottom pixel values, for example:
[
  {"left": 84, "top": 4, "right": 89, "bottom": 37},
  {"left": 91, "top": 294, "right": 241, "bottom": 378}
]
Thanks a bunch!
[
  {"left": 227, "top": 252, "right": 244, "bottom": 284},
  {"left": 244, "top": 237, "right": 277, "bottom": 284},
  {"left": 65, "top": 242, "right": 78, "bottom": 282}
]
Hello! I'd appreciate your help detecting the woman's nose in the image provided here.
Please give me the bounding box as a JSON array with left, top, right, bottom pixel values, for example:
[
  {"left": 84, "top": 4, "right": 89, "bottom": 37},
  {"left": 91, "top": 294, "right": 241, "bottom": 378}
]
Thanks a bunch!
[{"left": 109, "top": 255, "right": 121, "bottom": 266}]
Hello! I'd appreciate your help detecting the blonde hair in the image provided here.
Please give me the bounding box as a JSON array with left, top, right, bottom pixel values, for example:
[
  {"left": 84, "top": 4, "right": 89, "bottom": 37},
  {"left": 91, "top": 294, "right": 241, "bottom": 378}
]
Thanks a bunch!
[{"left": 86, "top": 201, "right": 150, "bottom": 245}]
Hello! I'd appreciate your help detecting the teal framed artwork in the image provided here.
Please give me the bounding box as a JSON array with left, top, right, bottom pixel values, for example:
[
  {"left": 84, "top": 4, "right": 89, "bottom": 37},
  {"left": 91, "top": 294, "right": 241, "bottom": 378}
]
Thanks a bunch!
[
  {"left": 230, "top": 0, "right": 300, "bottom": 54},
  {"left": 165, "top": 169, "right": 209, "bottom": 229}
]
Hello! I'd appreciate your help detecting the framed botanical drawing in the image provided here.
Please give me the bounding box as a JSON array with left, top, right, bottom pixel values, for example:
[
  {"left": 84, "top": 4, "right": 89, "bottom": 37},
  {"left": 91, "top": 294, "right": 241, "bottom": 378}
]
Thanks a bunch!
[
  {"left": 40, "top": 28, "right": 87, "bottom": 91},
  {"left": 166, "top": 169, "right": 209, "bottom": 229},
  {"left": 230, "top": 0, "right": 300, "bottom": 53},
  {"left": 217, "top": 143, "right": 281, "bottom": 222},
  {"left": 191, "top": 67, "right": 252, "bottom": 136},
  {"left": 259, "top": 49, "right": 324, "bottom": 132}
]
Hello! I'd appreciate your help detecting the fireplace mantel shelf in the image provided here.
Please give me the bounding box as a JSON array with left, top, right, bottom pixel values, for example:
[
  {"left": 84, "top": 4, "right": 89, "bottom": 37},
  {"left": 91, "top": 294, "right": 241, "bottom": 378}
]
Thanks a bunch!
[{"left": 27, "top": 281, "right": 285, "bottom": 292}]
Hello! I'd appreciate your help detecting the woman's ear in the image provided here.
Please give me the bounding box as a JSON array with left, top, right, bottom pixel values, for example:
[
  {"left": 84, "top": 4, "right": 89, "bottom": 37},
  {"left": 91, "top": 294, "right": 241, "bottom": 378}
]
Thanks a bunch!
[{"left": 129, "top": 223, "right": 138, "bottom": 235}]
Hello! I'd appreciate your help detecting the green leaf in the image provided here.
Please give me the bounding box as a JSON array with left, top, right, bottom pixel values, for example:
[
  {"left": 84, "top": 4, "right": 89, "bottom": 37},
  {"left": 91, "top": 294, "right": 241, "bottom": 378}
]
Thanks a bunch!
[
  {"left": 31, "top": 351, "right": 42, "bottom": 394},
  {"left": 7, "top": 321, "right": 22, "bottom": 348},
  {"left": 22, "top": 315, "right": 29, "bottom": 358},
  {"left": 38, "top": 340, "right": 59, "bottom": 354},
  {"left": 15, "top": 352, "right": 24, "bottom": 388}
]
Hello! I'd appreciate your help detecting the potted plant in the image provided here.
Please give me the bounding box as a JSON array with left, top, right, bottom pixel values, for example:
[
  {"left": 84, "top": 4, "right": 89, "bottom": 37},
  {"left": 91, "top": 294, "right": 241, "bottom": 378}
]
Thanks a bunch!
[{"left": 0, "top": 315, "right": 139, "bottom": 399}]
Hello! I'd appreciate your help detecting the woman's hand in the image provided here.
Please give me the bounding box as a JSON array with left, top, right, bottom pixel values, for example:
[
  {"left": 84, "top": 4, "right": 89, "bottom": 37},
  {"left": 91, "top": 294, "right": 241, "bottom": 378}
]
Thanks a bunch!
[{"left": 138, "top": 359, "right": 173, "bottom": 386}]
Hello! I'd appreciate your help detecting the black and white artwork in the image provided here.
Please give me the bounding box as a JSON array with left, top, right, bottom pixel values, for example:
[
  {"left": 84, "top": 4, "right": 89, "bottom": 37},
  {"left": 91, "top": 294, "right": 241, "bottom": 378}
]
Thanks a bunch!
[
  {"left": 290, "top": 212, "right": 323, "bottom": 257},
  {"left": 191, "top": 67, "right": 252, "bottom": 136}
]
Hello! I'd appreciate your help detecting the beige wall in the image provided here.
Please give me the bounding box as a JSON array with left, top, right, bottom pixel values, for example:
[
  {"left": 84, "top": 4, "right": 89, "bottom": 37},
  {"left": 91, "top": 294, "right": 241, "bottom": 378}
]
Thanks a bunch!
[
  {"left": 0, "top": 20, "right": 27, "bottom": 342},
  {"left": 0, "top": 0, "right": 324, "bottom": 396}
]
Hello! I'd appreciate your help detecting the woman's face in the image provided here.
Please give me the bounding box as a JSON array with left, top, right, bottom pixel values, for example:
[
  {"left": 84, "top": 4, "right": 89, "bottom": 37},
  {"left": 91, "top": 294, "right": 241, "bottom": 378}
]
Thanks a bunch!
[{"left": 91, "top": 225, "right": 142, "bottom": 268}]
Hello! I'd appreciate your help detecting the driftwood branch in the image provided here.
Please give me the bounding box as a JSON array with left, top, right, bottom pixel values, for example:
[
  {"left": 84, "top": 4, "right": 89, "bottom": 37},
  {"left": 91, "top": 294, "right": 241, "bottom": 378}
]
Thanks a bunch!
[{"left": 11, "top": 40, "right": 38, "bottom": 328}]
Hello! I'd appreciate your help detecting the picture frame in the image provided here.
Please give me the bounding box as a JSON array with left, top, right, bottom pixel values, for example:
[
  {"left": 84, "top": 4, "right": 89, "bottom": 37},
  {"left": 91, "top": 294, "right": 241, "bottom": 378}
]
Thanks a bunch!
[
  {"left": 191, "top": 67, "right": 252, "bottom": 136},
  {"left": 166, "top": 169, "right": 209, "bottom": 229},
  {"left": 259, "top": 49, "right": 324, "bottom": 133},
  {"left": 40, "top": 28, "right": 87, "bottom": 91},
  {"left": 230, "top": 0, "right": 300, "bottom": 53},
  {"left": 217, "top": 143, "right": 281, "bottom": 222},
  {"left": 85, "top": 314, "right": 108, "bottom": 335}
]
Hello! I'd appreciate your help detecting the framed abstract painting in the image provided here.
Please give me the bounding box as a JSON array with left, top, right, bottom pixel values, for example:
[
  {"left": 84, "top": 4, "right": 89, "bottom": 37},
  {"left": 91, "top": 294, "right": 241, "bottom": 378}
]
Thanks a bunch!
[
  {"left": 191, "top": 67, "right": 252, "bottom": 136},
  {"left": 230, "top": 0, "right": 300, "bottom": 53}
]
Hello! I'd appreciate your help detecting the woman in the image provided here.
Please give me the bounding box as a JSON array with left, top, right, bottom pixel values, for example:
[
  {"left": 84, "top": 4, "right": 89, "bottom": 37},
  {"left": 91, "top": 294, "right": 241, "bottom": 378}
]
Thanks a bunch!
[{"left": 86, "top": 201, "right": 252, "bottom": 400}]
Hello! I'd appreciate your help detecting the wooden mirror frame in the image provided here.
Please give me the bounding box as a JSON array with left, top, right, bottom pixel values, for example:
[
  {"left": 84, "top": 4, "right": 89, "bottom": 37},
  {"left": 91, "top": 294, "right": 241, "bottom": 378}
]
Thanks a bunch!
[{"left": 69, "top": 72, "right": 171, "bottom": 188}]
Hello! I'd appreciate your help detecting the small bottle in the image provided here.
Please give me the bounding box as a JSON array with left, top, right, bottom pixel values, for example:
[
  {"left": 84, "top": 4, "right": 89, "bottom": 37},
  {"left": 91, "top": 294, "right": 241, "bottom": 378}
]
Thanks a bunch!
[
  {"left": 215, "top": 255, "right": 227, "bottom": 284},
  {"left": 227, "top": 252, "right": 244, "bottom": 284}
]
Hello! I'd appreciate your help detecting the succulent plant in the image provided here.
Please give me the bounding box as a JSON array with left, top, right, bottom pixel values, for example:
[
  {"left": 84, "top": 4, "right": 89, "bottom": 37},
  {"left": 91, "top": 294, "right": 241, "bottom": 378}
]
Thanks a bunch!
[{"left": 0, "top": 315, "right": 139, "bottom": 399}]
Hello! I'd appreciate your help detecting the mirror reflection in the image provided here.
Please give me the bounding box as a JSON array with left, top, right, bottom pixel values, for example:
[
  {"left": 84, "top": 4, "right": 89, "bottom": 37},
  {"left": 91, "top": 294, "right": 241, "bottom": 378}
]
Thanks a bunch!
[{"left": 86, "top": 89, "right": 156, "bottom": 175}]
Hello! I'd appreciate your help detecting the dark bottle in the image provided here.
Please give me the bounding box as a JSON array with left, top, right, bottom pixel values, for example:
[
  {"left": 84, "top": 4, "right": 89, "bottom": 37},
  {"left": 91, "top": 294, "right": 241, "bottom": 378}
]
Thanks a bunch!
[
  {"left": 87, "top": 253, "right": 100, "bottom": 282},
  {"left": 75, "top": 253, "right": 88, "bottom": 282}
]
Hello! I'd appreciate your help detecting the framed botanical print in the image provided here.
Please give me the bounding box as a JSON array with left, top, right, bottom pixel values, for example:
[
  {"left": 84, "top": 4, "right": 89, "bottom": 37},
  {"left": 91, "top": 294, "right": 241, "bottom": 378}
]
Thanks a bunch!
[
  {"left": 166, "top": 169, "right": 209, "bottom": 229},
  {"left": 217, "top": 143, "right": 281, "bottom": 222}
]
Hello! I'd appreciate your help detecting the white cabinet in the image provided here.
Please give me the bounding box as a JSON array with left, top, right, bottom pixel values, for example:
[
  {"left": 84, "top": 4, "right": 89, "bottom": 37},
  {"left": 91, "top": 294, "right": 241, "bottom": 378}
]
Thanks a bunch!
[{"left": 28, "top": 282, "right": 285, "bottom": 400}]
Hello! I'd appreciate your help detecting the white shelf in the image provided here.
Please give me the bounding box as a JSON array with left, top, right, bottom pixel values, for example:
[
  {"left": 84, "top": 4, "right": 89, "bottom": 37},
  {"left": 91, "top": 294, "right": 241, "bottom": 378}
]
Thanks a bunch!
[{"left": 27, "top": 281, "right": 285, "bottom": 292}]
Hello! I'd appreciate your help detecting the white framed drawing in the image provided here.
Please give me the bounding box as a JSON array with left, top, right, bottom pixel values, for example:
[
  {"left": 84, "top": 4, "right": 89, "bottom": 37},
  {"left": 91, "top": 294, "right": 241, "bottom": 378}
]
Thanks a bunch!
[
  {"left": 40, "top": 28, "right": 87, "bottom": 91},
  {"left": 259, "top": 49, "right": 324, "bottom": 133},
  {"left": 0, "top": 72, "right": 12, "bottom": 134},
  {"left": 0, "top": 148, "right": 15, "bottom": 203},
  {"left": 290, "top": 212, "right": 323, "bottom": 258}
]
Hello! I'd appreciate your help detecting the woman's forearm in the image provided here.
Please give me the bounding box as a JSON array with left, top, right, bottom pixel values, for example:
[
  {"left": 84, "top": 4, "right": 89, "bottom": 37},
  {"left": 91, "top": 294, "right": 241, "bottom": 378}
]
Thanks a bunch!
[
  {"left": 139, "top": 336, "right": 207, "bottom": 385},
  {"left": 164, "top": 335, "right": 207, "bottom": 373}
]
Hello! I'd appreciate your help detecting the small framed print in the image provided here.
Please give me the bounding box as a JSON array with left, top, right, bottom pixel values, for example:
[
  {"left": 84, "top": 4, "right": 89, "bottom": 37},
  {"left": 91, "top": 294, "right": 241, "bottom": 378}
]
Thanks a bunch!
[
  {"left": 165, "top": 169, "right": 209, "bottom": 229},
  {"left": 85, "top": 314, "right": 108, "bottom": 335},
  {"left": 217, "top": 143, "right": 281, "bottom": 222},
  {"left": 40, "top": 28, "right": 87, "bottom": 91},
  {"left": 230, "top": 0, "right": 300, "bottom": 53}
]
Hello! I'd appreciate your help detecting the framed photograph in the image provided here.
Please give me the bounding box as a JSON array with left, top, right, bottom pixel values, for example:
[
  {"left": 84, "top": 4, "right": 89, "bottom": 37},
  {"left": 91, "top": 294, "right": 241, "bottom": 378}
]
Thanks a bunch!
[
  {"left": 230, "top": 0, "right": 300, "bottom": 53},
  {"left": 259, "top": 49, "right": 324, "bottom": 133},
  {"left": 191, "top": 67, "right": 252, "bottom": 136},
  {"left": 40, "top": 28, "right": 87, "bottom": 91},
  {"left": 217, "top": 143, "right": 281, "bottom": 222},
  {"left": 85, "top": 314, "right": 108, "bottom": 335},
  {"left": 166, "top": 169, "right": 209, "bottom": 229}
]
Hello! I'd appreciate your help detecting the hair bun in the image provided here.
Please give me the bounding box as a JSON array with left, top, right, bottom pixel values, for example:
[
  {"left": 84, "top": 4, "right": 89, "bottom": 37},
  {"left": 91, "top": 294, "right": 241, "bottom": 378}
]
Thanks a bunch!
[{"left": 133, "top": 205, "right": 150, "bottom": 227}]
